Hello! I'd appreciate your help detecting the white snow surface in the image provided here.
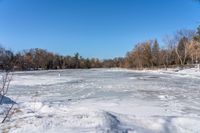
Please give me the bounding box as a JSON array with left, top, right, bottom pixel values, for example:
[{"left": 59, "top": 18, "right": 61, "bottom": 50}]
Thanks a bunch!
[{"left": 1, "top": 68, "right": 200, "bottom": 133}]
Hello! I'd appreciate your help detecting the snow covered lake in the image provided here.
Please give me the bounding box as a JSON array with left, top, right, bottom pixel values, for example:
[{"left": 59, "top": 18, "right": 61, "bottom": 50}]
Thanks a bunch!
[{"left": 1, "top": 68, "right": 200, "bottom": 133}]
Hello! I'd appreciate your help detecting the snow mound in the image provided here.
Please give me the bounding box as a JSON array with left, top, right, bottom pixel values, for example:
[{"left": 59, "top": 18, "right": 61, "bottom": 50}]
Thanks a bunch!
[{"left": 4, "top": 103, "right": 124, "bottom": 133}]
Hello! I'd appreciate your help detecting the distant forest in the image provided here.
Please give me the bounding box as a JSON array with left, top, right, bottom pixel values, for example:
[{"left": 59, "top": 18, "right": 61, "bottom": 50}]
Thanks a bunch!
[{"left": 0, "top": 26, "right": 200, "bottom": 71}]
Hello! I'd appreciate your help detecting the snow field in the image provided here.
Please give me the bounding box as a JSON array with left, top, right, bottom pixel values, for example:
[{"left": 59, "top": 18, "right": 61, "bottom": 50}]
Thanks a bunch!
[{"left": 1, "top": 68, "right": 200, "bottom": 133}]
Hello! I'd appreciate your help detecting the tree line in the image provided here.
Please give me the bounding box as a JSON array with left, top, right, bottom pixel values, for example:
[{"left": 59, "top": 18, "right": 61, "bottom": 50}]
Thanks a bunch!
[
  {"left": 0, "top": 48, "right": 104, "bottom": 70},
  {"left": 1, "top": 26, "right": 200, "bottom": 71},
  {"left": 124, "top": 27, "right": 200, "bottom": 69}
]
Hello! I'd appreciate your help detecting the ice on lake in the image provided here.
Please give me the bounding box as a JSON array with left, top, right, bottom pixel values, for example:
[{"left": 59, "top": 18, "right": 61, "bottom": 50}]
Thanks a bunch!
[{"left": 1, "top": 68, "right": 200, "bottom": 133}]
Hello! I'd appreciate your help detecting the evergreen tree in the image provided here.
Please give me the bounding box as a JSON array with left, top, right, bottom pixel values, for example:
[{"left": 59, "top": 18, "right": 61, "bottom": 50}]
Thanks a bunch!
[
  {"left": 143, "top": 42, "right": 152, "bottom": 67},
  {"left": 194, "top": 25, "right": 200, "bottom": 42},
  {"left": 152, "top": 40, "right": 160, "bottom": 66}
]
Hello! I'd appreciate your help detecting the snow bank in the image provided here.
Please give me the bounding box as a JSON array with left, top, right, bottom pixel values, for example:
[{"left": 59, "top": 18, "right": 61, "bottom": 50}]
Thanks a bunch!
[{"left": 2, "top": 102, "right": 200, "bottom": 133}]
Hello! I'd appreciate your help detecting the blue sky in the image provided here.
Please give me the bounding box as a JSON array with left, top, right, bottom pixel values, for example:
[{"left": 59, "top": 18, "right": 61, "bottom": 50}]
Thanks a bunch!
[{"left": 0, "top": 0, "right": 200, "bottom": 59}]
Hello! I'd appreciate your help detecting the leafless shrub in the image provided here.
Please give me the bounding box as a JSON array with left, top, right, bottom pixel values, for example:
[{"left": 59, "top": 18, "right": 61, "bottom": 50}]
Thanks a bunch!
[
  {"left": 0, "top": 71, "right": 14, "bottom": 123},
  {"left": 0, "top": 72, "right": 12, "bottom": 104}
]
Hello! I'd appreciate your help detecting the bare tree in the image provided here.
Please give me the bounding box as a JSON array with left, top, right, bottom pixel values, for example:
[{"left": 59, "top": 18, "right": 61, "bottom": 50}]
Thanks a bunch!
[
  {"left": 175, "top": 29, "right": 196, "bottom": 41},
  {"left": 187, "top": 40, "right": 200, "bottom": 64},
  {"left": 0, "top": 72, "right": 12, "bottom": 103},
  {"left": 0, "top": 71, "right": 14, "bottom": 123},
  {"left": 175, "top": 30, "right": 195, "bottom": 66},
  {"left": 175, "top": 37, "right": 190, "bottom": 66},
  {"left": 163, "top": 29, "right": 196, "bottom": 66},
  {"left": 162, "top": 35, "right": 177, "bottom": 66}
]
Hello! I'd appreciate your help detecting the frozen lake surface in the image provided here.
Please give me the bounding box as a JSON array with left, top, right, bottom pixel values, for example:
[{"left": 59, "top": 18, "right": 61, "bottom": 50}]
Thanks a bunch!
[{"left": 1, "top": 68, "right": 200, "bottom": 133}]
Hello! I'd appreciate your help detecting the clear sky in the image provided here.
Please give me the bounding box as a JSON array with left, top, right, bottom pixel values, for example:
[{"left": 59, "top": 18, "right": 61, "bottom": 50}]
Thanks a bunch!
[{"left": 0, "top": 0, "right": 200, "bottom": 59}]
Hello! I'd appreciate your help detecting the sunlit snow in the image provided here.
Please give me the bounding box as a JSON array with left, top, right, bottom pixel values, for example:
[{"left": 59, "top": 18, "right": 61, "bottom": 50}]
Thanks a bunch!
[{"left": 1, "top": 68, "right": 200, "bottom": 133}]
